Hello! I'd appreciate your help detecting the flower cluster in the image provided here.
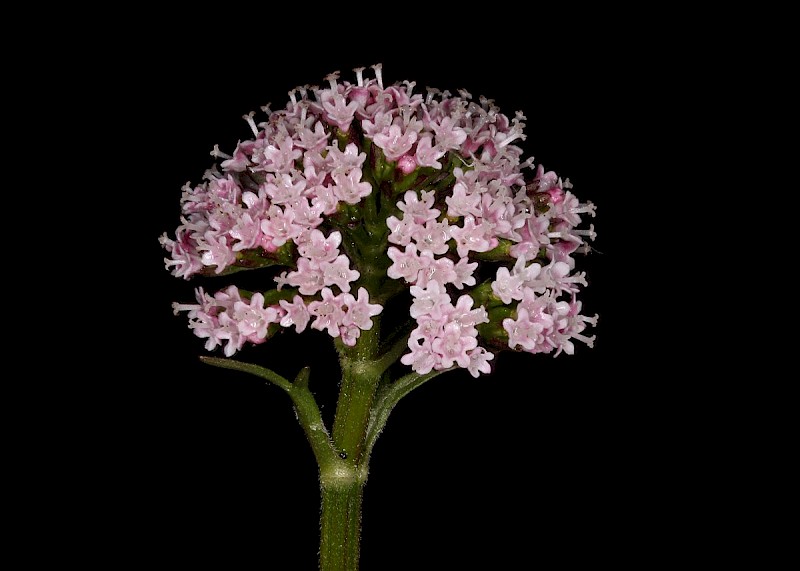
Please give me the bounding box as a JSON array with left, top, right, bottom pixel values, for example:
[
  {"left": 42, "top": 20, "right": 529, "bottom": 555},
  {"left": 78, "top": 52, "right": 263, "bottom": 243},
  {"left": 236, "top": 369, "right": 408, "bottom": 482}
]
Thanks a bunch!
[
  {"left": 161, "top": 64, "right": 597, "bottom": 375},
  {"left": 172, "top": 284, "right": 382, "bottom": 356}
]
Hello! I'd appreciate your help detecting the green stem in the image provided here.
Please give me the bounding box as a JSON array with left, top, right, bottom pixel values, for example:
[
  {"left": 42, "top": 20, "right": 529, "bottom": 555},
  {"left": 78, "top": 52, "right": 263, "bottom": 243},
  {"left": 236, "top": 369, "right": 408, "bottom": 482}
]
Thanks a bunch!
[
  {"left": 331, "top": 322, "right": 382, "bottom": 463},
  {"left": 321, "top": 323, "right": 384, "bottom": 571},
  {"left": 319, "top": 467, "right": 364, "bottom": 571},
  {"left": 199, "top": 313, "right": 452, "bottom": 571}
]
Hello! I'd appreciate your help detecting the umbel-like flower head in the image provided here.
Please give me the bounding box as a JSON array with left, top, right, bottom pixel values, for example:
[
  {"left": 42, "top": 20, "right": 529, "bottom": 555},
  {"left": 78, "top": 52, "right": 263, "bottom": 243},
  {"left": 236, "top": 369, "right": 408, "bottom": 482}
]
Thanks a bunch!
[{"left": 161, "top": 64, "right": 598, "bottom": 374}]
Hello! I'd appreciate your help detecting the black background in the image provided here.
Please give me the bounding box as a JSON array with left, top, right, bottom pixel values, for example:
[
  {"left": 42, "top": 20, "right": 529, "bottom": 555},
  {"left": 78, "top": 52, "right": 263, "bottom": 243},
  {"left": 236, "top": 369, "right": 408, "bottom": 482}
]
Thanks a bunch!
[{"left": 95, "top": 36, "right": 704, "bottom": 569}]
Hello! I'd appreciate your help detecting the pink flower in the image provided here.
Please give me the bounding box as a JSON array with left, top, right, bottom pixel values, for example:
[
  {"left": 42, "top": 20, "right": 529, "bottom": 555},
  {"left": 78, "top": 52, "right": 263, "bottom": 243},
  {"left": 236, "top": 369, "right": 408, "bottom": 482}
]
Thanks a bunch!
[
  {"left": 241, "top": 188, "right": 270, "bottom": 216},
  {"left": 480, "top": 192, "right": 519, "bottom": 239},
  {"left": 415, "top": 256, "right": 456, "bottom": 289},
  {"left": 466, "top": 347, "right": 494, "bottom": 378},
  {"left": 387, "top": 244, "right": 431, "bottom": 284},
  {"left": 411, "top": 219, "right": 451, "bottom": 256},
  {"left": 287, "top": 197, "right": 324, "bottom": 230},
  {"left": 308, "top": 288, "right": 346, "bottom": 337},
  {"left": 160, "top": 230, "right": 203, "bottom": 279},
  {"left": 217, "top": 312, "right": 246, "bottom": 357},
  {"left": 431, "top": 115, "right": 467, "bottom": 150},
  {"left": 207, "top": 174, "right": 242, "bottom": 203},
  {"left": 229, "top": 212, "right": 263, "bottom": 252},
  {"left": 262, "top": 173, "right": 307, "bottom": 205},
  {"left": 550, "top": 190, "right": 597, "bottom": 228},
  {"left": 400, "top": 338, "right": 437, "bottom": 374},
  {"left": 386, "top": 215, "right": 416, "bottom": 246},
  {"left": 176, "top": 286, "right": 248, "bottom": 356},
  {"left": 320, "top": 255, "right": 360, "bottom": 292},
  {"left": 451, "top": 257, "right": 478, "bottom": 289},
  {"left": 309, "top": 182, "right": 339, "bottom": 216},
  {"left": 361, "top": 110, "right": 393, "bottom": 137},
  {"left": 198, "top": 232, "right": 236, "bottom": 274},
  {"left": 510, "top": 214, "right": 550, "bottom": 259},
  {"left": 492, "top": 257, "right": 542, "bottom": 304},
  {"left": 432, "top": 322, "right": 478, "bottom": 369},
  {"left": 295, "top": 121, "right": 330, "bottom": 152},
  {"left": 372, "top": 124, "right": 418, "bottom": 162},
  {"left": 332, "top": 168, "right": 373, "bottom": 205},
  {"left": 449, "top": 215, "right": 495, "bottom": 258},
  {"left": 258, "top": 135, "right": 302, "bottom": 174},
  {"left": 410, "top": 314, "right": 447, "bottom": 344},
  {"left": 233, "top": 293, "right": 283, "bottom": 341},
  {"left": 551, "top": 298, "right": 598, "bottom": 357},
  {"left": 451, "top": 294, "right": 489, "bottom": 333},
  {"left": 280, "top": 257, "right": 325, "bottom": 295},
  {"left": 409, "top": 281, "right": 451, "bottom": 319},
  {"left": 322, "top": 93, "right": 359, "bottom": 131},
  {"left": 445, "top": 180, "right": 482, "bottom": 218},
  {"left": 414, "top": 135, "right": 446, "bottom": 169},
  {"left": 342, "top": 287, "right": 383, "bottom": 330},
  {"left": 279, "top": 295, "right": 311, "bottom": 333},
  {"left": 260, "top": 205, "right": 302, "bottom": 248},
  {"left": 328, "top": 143, "right": 367, "bottom": 174},
  {"left": 503, "top": 308, "right": 550, "bottom": 353},
  {"left": 296, "top": 229, "right": 342, "bottom": 264},
  {"left": 339, "top": 325, "right": 362, "bottom": 347},
  {"left": 397, "top": 190, "right": 439, "bottom": 224},
  {"left": 220, "top": 140, "right": 254, "bottom": 172}
]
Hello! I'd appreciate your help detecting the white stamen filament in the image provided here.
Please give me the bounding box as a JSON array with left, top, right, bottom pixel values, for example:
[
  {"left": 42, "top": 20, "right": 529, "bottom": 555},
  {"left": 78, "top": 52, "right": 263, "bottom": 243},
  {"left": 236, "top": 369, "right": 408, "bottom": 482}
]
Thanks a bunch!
[
  {"left": 353, "top": 67, "right": 365, "bottom": 87},
  {"left": 325, "top": 71, "right": 340, "bottom": 92},
  {"left": 572, "top": 333, "right": 595, "bottom": 348},
  {"left": 371, "top": 63, "right": 383, "bottom": 89},
  {"left": 210, "top": 144, "right": 231, "bottom": 160},
  {"left": 573, "top": 225, "right": 597, "bottom": 241},
  {"left": 242, "top": 111, "right": 258, "bottom": 137}
]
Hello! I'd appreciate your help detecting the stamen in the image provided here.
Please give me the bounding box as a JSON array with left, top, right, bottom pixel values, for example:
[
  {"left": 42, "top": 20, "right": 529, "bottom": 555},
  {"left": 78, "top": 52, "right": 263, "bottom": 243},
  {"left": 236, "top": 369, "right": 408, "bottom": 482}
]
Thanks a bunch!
[
  {"left": 573, "top": 332, "right": 595, "bottom": 348},
  {"left": 324, "top": 71, "right": 340, "bottom": 91},
  {"left": 425, "top": 87, "right": 441, "bottom": 105},
  {"left": 573, "top": 201, "right": 597, "bottom": 217},
  {"left": 573, "top": 225, "right": 597, "bottom": 241},
  {"left": 210, "top": 144, "right": 231, "bottom": 160},
  {"left": 298, "top": 101, "right": 308, "bottom": 126},
  {"left": 497, "top": 131, "right": 526, "bottom": 148},
  {"left": 242, "top": 111, "right": 258, "bottom": 137},
  {"left": 479, "top": 95, "right": 497, "bottom": 112},
  {"left": 371, "top": 63, "right": 384, "bottom": 89}
]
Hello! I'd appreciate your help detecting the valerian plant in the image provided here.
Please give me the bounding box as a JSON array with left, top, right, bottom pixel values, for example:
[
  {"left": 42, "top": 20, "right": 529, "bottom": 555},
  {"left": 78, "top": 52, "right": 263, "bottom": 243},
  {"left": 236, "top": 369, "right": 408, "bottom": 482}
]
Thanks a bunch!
[{"left": 160, "top": 64, "right": 597, "bottom": 571}]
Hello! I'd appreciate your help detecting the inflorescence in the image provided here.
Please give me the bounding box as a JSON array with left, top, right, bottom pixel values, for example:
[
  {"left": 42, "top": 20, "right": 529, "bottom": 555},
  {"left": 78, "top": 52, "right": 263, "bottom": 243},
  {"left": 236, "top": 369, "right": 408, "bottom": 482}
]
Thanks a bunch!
[{"left": 161, "top": 64, "right": 597, "bottom": 376}]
